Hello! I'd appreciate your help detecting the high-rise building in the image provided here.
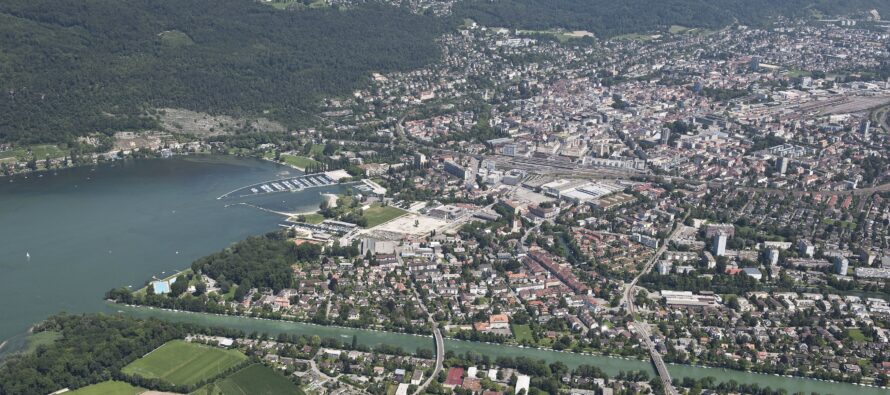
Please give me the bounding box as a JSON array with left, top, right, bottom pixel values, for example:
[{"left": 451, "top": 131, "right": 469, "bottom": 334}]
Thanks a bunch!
[
  {"left": 660, "top": 128, "right": 671, "bottom": 145},
  {"left": 713, "top": 232, "right": 727, "bottom": 257},
  {"left": 776, "top": 157, "right": 789, "bottom": 175},
  {"left": 768, "top": 249, "right": 780, "bottom": 266},
  {"left": 860, "top": 120, "right": 871, "bottom": 139},
  {"left": 834, "top": 257, "right": 849, "bottom": 275}
]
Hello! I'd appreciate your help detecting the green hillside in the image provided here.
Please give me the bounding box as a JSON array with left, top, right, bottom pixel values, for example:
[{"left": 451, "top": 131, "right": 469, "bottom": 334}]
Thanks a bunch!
[
  {"left": 454, "top": 0, "right": 890, "bottom": 37},
  {"left": 0, "top": 0, "right": 446, "bottom": 144}
]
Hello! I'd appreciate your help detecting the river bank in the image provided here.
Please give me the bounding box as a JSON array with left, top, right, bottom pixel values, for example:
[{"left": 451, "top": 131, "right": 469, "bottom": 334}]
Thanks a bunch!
[{"left": 113, "top": 305, "right": 889, "bottom": 395}]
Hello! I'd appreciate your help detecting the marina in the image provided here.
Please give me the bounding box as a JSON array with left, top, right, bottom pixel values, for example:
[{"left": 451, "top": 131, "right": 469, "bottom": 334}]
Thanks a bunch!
[
  {"left": 0, "top": 156, "right": 339, "bottom": 350},
  {"left": 217, "top": 172, "right": 340, "bottom": 200}
]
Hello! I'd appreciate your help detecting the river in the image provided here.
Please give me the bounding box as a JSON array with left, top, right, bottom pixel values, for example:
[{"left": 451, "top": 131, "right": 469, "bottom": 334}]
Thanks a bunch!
[
  {"left": 116, "top": 306, "right": 888, "bottom": 395},
  {"left": 0, "top": 155, "right": 344, "bottom": 352},
  {"left": 1, "top": 156, "right": 887, "bottom": 395}
]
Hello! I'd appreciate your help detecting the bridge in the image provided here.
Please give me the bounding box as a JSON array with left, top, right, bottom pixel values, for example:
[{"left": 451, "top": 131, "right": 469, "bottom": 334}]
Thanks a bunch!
[{"left": 622, "top": 218, "right": 686, "bottom": 395}]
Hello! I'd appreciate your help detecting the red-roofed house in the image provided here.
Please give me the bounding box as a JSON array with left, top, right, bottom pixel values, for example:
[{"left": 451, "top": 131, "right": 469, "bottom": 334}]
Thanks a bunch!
[{"left": 445, "top": 367, "right": 465, "bottom": 387}]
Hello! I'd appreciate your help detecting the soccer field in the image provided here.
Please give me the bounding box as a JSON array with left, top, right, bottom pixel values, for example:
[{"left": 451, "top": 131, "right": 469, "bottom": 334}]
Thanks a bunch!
[
  {"left": 67, "top": 381, "right": 144, "bottom": 395},
  {"left": 363, "top": 204, "right": 407, "bottom": 228},
  {"left": 194, "top": 364, "right": 301, "bottom": 395},
  {"left": 122, "top": 340, "right": 247, "bottom": 387}
]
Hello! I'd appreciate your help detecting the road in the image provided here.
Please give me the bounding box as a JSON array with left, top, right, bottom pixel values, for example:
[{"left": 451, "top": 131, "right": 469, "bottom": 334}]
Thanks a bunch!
[
  {"left": 411, "top": 281, "right": 444, "bottom": 395},
  {"left": 307, "top": 354, "right": 369, "bottom": 395},
  {"left": 621, "top": 219, "right": 686, "bottom": 395}
]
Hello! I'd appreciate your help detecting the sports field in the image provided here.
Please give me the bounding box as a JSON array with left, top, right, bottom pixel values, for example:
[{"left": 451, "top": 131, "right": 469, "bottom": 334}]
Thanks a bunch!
[
  {"left": 67, "top": 381, "right": 144, "bottom": 395},
  {"left": 363, "top": 204, "right": 407, "bottom": 228},
  {"left": 193, "top": 364, "right": 301, "bottom": 395},
  {"left": 122, "top": 340, "right": 247, "bottom": 387}
]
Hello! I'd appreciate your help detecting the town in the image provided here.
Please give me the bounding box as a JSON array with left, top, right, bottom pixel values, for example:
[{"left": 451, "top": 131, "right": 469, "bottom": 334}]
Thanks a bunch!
[{"left": 6, "top": 4, "right": 890, "bottom": 395}]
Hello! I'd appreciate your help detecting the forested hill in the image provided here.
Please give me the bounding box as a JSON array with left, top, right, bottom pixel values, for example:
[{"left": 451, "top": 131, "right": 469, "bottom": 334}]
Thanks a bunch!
[
  {"left": 454, "top": 0, "right": 890, "bottom": 37},
  {"left": 0, "top": 0, "right": 447, "bottom": 145}
]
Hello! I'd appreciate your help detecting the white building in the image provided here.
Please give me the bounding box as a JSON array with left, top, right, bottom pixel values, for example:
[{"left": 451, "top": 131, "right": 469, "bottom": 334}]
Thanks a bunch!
[{"left": 713, "top": 232, "right": 727, "bottom": 257}]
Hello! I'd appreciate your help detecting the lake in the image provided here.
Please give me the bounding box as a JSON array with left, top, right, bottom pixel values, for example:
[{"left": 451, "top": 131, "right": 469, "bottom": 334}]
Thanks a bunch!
[{"left": 0, "top": 155, "right": 343, "bottom": 351}]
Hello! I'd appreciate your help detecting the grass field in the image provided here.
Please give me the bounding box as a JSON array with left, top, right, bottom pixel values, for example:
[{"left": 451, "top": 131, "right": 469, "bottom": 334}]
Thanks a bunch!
[
  {"left": 25, "top": 331, "right": 60, "bottom": 354},
  {"left": 362, "top": 204, "right": 407, "bottom": 228},
  {"left": 0, "top": 144, "right": 66, "bottom": 161},
  {"left": 847, "top": 328, "right": 870, "bottom": 342},
  {"left": 291, "top": 212, "right": 325, "bottom": 224},
  {"left": 280, "top": 154, "right": 320, "bottom": 170},
  {"left": 193, "top": 364, "right": 301, "bottom": 395},
  {"left": 123, "top": 340, "right": 247, "bottom": 387},
  {"left": 68, "top": 381, "right": 144, "bottom": 395},
  {"left": 511, "top": 324, "right": 534, "bottom": 344}
]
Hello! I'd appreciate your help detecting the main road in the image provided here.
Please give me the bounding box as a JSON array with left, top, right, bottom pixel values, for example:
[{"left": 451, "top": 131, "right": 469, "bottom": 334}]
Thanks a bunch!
[
  {"left": 411, "top": 280, "right": 444, "bottom": 395},
  {"left": 621, "top": 217, "right": 686, "bottom": 395}
]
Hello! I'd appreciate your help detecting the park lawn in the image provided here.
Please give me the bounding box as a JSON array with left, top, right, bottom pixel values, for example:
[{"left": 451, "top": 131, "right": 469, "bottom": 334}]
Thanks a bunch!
[
  {"left": 68, "top": 381, "right": 144, "bottom": 395},
  {"left": 613, "top": 32, "right": 654, "bottom": 42},
  {"left": 291, "top": 212, "right": 325, "bottom": 224},
  {"left": 511, "top": 324, "right": 534, "bottom": 344},
  {"left": 362, "top": 204, "right": 407, "bottom": 228},
  {"left": 848, "top": 328, "right": 870, "bottom": 342},
  {"left": 123, "top": 340, "right": 247, "bottom": 387},
  {"left": 25, "top": 330, "right": 60, "bottom": 354},
  {"left": 281, "top": 154, "right": 320, "bottom": 169},
  {"left": 669, "top": 25, "right": 689, "bottom": 34},
  {"left": 308, "top": 144, "right": 326, "bottom": 156}
]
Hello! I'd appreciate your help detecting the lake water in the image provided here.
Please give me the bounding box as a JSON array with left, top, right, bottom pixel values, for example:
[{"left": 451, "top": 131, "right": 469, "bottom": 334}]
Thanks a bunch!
[{"left": 0, "top": 155, "right": 343, "bottom": 350}]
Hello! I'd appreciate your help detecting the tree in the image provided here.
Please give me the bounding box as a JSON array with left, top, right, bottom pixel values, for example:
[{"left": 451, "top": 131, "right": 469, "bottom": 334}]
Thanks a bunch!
[
  {"left": 170, "top": 275, "right": 188, "bottom": 296},
  {"left": 194, "top": 281, "right": 207, "bottom": 296}
]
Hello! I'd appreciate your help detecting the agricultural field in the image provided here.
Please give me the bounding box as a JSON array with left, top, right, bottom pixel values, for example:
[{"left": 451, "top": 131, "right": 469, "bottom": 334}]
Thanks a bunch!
[
  {"left": 193, "top": 364, "right": 301, "bottom": 395},
  {"left": 68, "top": 381, "right": 144, "bottom": 395},
  {"left": 122, "top": 340, "right": 247, "bottom": 387},
  {"left": 362, "top": 204, "right": 408, "bottom": 228}
]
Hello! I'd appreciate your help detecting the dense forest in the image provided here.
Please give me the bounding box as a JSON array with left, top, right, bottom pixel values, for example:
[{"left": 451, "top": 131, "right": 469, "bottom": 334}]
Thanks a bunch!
[
  {"left": 454, "top": 0, "right": 890, "bottom": 37},
  {"left": 0, "top": 314, "right": 227, "bottom": 394},
  {"left": 189, "top": 232, "right": 299, "bottom": 296},
  {"left": 0, "top": 0, "right": 446, "bottom": 144}
]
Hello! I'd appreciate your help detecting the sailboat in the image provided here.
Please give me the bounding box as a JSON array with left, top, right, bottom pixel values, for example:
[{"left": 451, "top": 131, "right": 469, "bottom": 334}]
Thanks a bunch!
[{"left": 25, "top": 252, "right": 30, "bottom": 261}]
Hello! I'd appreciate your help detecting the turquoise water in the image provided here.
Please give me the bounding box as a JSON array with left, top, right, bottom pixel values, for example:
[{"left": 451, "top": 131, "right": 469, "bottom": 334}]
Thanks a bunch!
[{"left": 0, "top": 155, "right": 342, "bottom": 350}]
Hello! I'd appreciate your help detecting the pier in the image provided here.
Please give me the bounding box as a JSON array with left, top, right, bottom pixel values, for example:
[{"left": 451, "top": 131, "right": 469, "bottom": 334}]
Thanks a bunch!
[{"left": 217, "top": 173, "right": 338, "bottom": 200}]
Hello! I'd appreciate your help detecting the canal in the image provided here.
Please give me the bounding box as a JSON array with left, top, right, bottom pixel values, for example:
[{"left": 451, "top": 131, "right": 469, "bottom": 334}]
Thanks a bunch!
[{"left": 116, "top": 306, "right": 888, "bottom": 395}]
